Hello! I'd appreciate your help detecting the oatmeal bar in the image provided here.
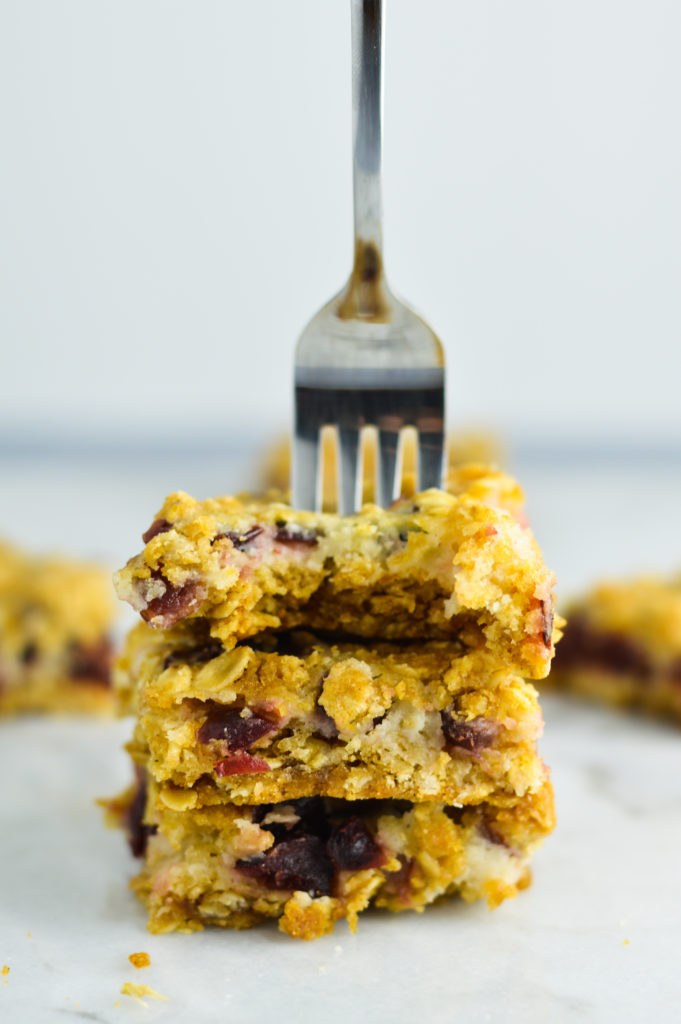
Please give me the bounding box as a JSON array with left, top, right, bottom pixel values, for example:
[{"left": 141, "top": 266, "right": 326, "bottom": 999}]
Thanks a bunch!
[
  {"left": 114, "top": 480, "right": 557, "bottom": 679},
  {"left": 0, "top": 541, "right": 115, "bottom": 714},
  {"left": 108, "top": 772, "right": 554, "bottom": 940},
  {"left": 548, "top": 576, "right": 681, "bottom": 721},
  {"left": 118, "top": 623, "right": 547, "bottom": 804},
  {"left": 260, "top": 431, "right": 503, "bottom": 509}
]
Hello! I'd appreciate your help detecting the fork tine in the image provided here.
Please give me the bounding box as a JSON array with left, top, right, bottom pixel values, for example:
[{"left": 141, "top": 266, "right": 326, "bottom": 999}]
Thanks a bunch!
[
  {"left": 417, "top": 428, "right": 445, "bottom": 492},
  {"left": 377, "top": 422, "right": 402, "bottom": 507},
  {"left": 338, "top": 426, "right": 362, "bottom": 515},
  {"left": 292, "top": 428, "right": 321, "bottom": 511}
]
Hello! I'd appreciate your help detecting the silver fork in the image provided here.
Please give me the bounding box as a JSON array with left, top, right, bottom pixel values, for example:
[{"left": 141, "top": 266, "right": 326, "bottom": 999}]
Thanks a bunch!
[{"left": 292, "top": 0, "right": 445, "bottom": 515}]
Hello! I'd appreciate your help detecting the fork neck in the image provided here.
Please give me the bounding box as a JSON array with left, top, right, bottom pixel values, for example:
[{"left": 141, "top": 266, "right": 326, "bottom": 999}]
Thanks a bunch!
[{"left": 339, "top": 0, "right": 389, "bottom": 321}]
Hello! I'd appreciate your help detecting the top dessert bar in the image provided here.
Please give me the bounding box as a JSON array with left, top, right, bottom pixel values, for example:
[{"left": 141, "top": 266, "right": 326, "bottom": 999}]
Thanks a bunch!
[
  {"left": 114, "top": 469, "right": 557, "bottom": 679},
  {"left": 0, "top": 540, "right": 115, "bottom": 714}
]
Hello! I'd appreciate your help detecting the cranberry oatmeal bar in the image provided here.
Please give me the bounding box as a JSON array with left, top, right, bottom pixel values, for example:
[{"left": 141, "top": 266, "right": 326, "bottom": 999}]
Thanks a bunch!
[
  {"left": 549, "top": 575, "right": 681, "bottom": 721},
  {"left": 118, "top": 623, "right": 547, "bottom": 804},
  {"left": 0, "top": 541, "right": 115, "bottom": 714},
  {"left": 107, "top": 772, "right": 554, "bottom": 940},
  {"left": 114, "top": 479, "right": 557, "bottom": 679},
  {"left": 108, "top": 472, "right": 557, "bottom": 939}
]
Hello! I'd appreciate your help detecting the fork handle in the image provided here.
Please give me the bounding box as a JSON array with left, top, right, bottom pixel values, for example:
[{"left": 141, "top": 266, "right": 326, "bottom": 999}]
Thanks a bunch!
[{"left": 351, "top": 0, "right": 384, "bottom": 263}]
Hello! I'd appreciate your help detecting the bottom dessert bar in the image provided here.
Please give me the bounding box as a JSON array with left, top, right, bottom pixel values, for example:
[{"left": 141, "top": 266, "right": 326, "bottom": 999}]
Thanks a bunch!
[
  {"left": 107, "top": 774, "right": 555, "bottom": 941},
  {"left": 0, "top": 541, "right": 115, "bottom": 715},
  {"left": 548, "top": 576, "right": 681, "bottom": 722}
]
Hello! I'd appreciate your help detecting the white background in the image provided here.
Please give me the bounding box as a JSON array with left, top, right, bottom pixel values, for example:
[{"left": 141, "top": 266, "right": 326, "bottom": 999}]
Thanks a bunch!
[{"left": 1, "top": 0, "right": 681, "bottom": 451}]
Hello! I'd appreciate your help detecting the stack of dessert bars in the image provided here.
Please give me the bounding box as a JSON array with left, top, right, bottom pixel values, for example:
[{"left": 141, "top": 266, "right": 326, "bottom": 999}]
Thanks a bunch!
[{"left": 109, "top": 465, "right": 557, "bottom": 940}]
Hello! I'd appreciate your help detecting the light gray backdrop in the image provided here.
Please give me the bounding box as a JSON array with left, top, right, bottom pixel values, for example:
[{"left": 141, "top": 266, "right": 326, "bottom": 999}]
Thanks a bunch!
[{"left": 1, "top": 0, "right": 680, "bottom": 451}]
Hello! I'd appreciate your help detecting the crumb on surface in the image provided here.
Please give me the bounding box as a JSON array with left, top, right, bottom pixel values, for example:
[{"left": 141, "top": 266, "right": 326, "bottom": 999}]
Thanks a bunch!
[
  {"left": 623, "top": 939, "right": 630, "bottom": 946},
  {"left": 121, "top": 982, "right": 168, "bottom": 1004},
  {"left": 1, "top": 966, "right": 9, "bottom": 976},
  {"left": 128, "top": 952, "right": 151, "bottom": 969}
]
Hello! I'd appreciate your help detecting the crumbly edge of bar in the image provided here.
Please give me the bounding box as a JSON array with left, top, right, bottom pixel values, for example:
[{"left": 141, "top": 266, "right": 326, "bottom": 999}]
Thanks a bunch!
[
  {"left": 106, "top": 776, "right": 554, "bottom": 940},
  {"left": 113, "top": 486, "right": 557, "bottom": 678}
]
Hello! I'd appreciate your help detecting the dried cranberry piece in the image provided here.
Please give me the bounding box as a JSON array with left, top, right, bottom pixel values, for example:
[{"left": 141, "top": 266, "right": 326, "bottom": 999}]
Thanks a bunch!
[
  {"left": 290, "top": 797, "right": 331, "bottom": 840},
  {"left": 126, "top": 776, "right": 157, "bottom": 858},
  {"left": 197, "top": 704, "right": 277, "bottom": 748},
  {"left": 140, "top": 570, "right": 204, "bottom": 628},
  {"left": 214, "top": 752, "right": 270, "bottom": 775},
  {"left": 326, "top": 818, "right": 384, "bottom": 871},
  {"left": 211, "top": 526, "right": 264, "bottom": 550},
  {"left": 163, "top": 641, "right": 224, "bottom": 670},
  {"left": 69, "top": 637, "right": 113, "bottom": 686},
  {"left": 557, "top": 614, "right": 652, "bottom": 678},
  {"left": 273, "top": 521, "right": 319, "bottom": 546},
  {"left": 142, "top": 518, "right": 173, "bottom": 544},
  {"left": 236, "top": 836, "right": 333, "bottom": 895},
  {"left": 441, "top": 711, "right": 499, "bottom": 755}
]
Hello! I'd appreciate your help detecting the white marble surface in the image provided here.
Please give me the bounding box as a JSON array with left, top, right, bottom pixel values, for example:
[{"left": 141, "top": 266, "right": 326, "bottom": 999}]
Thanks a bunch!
[{"left": 1, "top": 453, "right": 681, "bottom": 1023}]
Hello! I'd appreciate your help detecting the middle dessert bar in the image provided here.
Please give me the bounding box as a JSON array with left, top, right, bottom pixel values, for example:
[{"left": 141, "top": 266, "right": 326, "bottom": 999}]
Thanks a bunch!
[
  {"left": 114, "top": 485, "right": 557, "bottom": 679},
  {"left": 118, "top": 623, "right": 548, "bottom": 805}
]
